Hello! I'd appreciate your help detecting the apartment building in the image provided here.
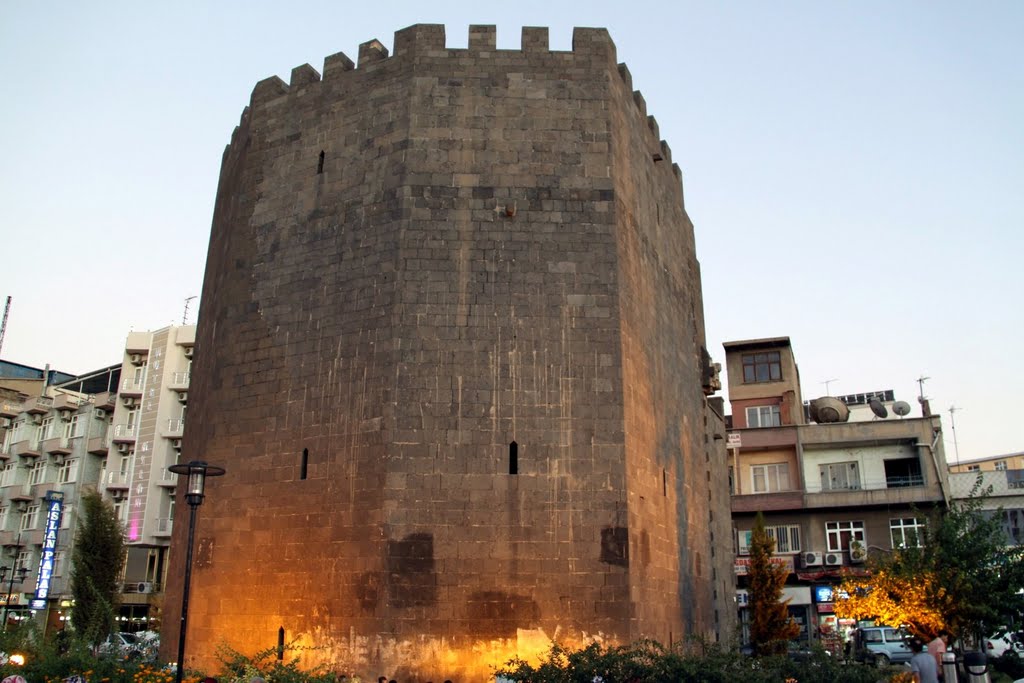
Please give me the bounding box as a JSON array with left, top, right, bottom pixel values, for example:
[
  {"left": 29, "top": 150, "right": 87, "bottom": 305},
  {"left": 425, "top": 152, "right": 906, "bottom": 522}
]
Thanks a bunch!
[
  {"left": 948, "top": 452, "right": 1024, "bottom": 475},
  {"left": 0, "top": 324, "right": 193, "bottom": 633},
  {"left": 725, "top": 337, "right": 950, "bottom": 645}
]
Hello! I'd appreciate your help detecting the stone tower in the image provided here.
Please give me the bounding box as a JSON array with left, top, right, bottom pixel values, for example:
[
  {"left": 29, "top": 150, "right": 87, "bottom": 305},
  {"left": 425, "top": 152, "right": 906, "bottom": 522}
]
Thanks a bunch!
[{"left": 163, "top": 24, "right": 734, "bottom": 681}]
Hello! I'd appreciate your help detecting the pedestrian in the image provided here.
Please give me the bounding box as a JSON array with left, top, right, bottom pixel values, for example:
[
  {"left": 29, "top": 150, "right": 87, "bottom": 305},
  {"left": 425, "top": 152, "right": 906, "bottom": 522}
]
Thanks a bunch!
[
  {"left": 910, "top": 637, "right": 939, "bottom": 683},
  {"left": 927, "top": 629, "right": 950, "bottom": 679}
]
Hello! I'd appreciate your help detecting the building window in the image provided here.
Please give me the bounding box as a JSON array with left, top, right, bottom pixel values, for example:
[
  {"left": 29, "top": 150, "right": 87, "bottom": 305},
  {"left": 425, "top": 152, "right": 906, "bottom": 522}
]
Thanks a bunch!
[
  {"left": 751, "top": 462, "right": 790, "bottom": 493},
  {"left": 64, "top": 414, "right": 83, "bottom": 439},
  {"left": 995, "top": 461, "right": 1008, "bottom": 471},
  {"left": 41, "top": 416, "right": 55, "bottom": 441},
  {"left": 820, "top": 461, "right": 861, "bottom": 491},
  {"left": 0, "top": 464, "right": 15, "bottom": 487},
  {"left": 53, "top": 550, "right": 66, "bottom": 577},
  {"left": 742, "top": 351, "right": 782, "bottom": 383},
  {"left": 57, "top": 459, "right": 77, "bottom": 484},
  {"left": 967, "top": 465, "right": 980, "bottom": 472},
  {"left": 826, "top": 520, "right": 865, "bottom": 552},
  {"left": 737, "top": 524, "right": 802, "bottom": 555},
  {"left": 28, "top": 460, "right": 47, "bottom": 485},
  {"left": 890, "top": 517, "right": 926, "bottom": 548},
  {"left": 746, "top": 405, "right": 781, "bottom": 428},
  {"left": 0, "top": 506, "right": 6, "bottom": 531},
  {"left": 15, "top": 549, "right": 32, "bottom": 572},
  {"left": 20, "top": 504, "right": 39, "bottom": 531},
  {"left": 61, "top": 505, "right": 73, "bottom": 529}
]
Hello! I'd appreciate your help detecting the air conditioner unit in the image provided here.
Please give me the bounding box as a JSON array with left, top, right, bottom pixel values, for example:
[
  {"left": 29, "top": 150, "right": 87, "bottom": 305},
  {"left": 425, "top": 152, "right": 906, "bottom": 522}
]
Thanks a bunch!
[
  {"left": 849, "top": 542, "right": 868, "bottom": 563},
  {"left": 183, "top": 346, "right": 194, "bottom": 358},
  {"left": 177, "top": 392, "right": 188, "bottom": 403},
  {"left": 58, "top": 409, "right": 73, "bottom": 422},
  {"left": 824, "top": 552, "right": 843, "bottom": 566},
  {"left": 110, "top": 488, "right": 125, "bottom": 500},
  {"left": 129, "top": 353, "right": 144, "bottom": 365},
  {"left": 803, "top": 551, "right": 823, "bottom": 567},
  {"left": 122, "top": 397, "right": 136, "bottom": 408},
  {"left": 0, "top": 418, "right": 10, "bottom": 429},
  {"left": 30, "top": 413, "right": 43, "bottom": 425},
  {"left": 137, "top": 581, "right": 155, "bottom": 594},
  {"left": 171, "top": 439, "right": 182, "bottom": 451},
  {"left": 94, "top": 408, "right": 107, "bottom": 420},
  {"left": 117, "top": 443, "right": 130, "bottom": 454}
]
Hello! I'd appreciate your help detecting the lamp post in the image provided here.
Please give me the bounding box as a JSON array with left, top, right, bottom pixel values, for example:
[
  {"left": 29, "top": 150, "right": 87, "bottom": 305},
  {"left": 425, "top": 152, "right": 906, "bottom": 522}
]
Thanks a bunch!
[
  {"left": 0, "top": 541, "right": 30, "bottom": 631},
  {"left": 168, "top": 460, "right": 225, "bottom": 683}
]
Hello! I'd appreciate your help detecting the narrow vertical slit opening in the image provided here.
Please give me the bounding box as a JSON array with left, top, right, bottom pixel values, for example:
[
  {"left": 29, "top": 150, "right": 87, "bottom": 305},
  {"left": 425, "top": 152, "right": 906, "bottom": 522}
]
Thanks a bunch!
[
  {"left": 662, "top": 469, "right": 667, "bottom": 496},
  {"left": 317, "top": 150, "right": 325, "bottom": 174},
  {"left": 509, "top": 441, "right": 518, "bottom": 475},
  {"left": 300, "top": 448, "right": 308, "bottom": 480}
]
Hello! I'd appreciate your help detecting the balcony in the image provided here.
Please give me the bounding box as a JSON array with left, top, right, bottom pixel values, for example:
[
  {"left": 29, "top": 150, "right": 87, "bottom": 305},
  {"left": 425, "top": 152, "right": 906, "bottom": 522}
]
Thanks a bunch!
[
  {"left": 155, "top": 469, "right": 178, "bottom": 488},
  {"left": 804, "top": 474, "right": 940, "bottom": 508},
  {"left": 732, "top": 490, "right": 805, "bottom": 513},
  {"left": 23, "top": 396, "right": 53, "bottom": 415},
  {"left": 163, "top": 419, "right": 184, "bottom": 438},
  {"left": 167, "top": 372, "right": 190, "bottom": 392},
  {"left": 11, "top": 440, "right": 41, "bottom": 458},
  {"left": 104, "top": 471, "right": 130, "bottom": 490},
  {"left": 120, "top": 379, "right": 144, "bottom": 397},
  {"left": 87, "top": 434, "right": 110, "bottom": 456},
  {"left": 52, "top": 394, "right": 85, "bottom": 413},
  {"left": 112, "top": 424, "right": 137, "bottom": 443},
  {"left": 42, "top": 436, "right": 72, "bottom": 456},
  {"left": 0, "top": 400, "right": 21, "bottom": 418},
  {"left": 93, "top": 391, "right": 117, "bottom": 413}
]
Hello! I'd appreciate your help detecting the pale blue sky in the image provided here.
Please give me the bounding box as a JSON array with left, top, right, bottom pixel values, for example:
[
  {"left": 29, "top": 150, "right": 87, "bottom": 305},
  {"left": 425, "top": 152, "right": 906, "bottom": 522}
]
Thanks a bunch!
[{"left": 1, "top": 1, "right": 1020, "bottom": 462}]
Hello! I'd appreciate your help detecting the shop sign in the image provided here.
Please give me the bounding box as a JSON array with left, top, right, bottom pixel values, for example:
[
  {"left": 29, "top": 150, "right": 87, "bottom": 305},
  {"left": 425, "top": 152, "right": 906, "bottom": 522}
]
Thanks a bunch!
[
  {"left": 734, "top": 555, "right": 794, "bottom": 575},
  {"left": 31, "top": 491, "right": 63, "bottom": 610}
]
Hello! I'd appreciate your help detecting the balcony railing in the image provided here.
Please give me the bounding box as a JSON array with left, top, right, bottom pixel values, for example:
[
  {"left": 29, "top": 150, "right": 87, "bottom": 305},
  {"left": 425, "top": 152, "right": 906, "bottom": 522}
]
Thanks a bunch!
[
  {"left": 165, "top": 419, "right": 184, "bottom": 437},
  {"left": 113, "top": 424, "right": 136, "bottom": 441},
  {"left": 168, "top": 372, "right": 191, "bottom": 390},
  {"left": 804, "top": 475, "right": 927, "bottom": 495},
  {"left": 121, "top": 379, "right": 144, "bottom": 394},
  {"left": 155, "top": 518, "right": 173, "bottom": 534},
  {"left": 105, "top": 471, "right": 130, "bottom": 488}
]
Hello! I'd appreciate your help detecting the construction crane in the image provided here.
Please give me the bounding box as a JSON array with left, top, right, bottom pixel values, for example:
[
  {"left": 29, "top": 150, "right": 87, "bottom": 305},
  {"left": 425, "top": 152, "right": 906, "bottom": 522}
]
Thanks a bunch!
[{"left": 0, "top": 296, "right": 10, "bottom": 357}]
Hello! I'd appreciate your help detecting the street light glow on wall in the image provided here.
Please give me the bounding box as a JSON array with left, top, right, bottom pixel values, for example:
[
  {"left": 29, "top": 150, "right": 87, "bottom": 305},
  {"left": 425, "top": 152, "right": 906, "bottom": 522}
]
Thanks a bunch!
[{"left": 168, "top": 460, "right": 225, "bottom": 683}]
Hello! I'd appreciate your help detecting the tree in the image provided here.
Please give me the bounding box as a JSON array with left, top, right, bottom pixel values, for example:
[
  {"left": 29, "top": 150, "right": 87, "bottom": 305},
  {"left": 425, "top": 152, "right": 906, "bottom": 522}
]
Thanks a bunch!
[
  {"left": 70, "top": 490, "right": 126, "bottom": 645},
  {"left": 835, "top": 476, "right": 1024, "bottom": 640},
  {"left": 748, "top": 512, "right": 799, "bottom": 655}
]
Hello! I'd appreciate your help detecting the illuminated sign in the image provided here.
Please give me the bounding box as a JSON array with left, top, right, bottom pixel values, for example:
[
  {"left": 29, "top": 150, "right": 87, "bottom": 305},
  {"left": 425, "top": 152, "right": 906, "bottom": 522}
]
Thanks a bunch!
[
  {"left": 30, "top": 491, "right": 63, "bottom": 610},
  {"left": 815, "top": 585, "right": 834, "bottom": 602}
]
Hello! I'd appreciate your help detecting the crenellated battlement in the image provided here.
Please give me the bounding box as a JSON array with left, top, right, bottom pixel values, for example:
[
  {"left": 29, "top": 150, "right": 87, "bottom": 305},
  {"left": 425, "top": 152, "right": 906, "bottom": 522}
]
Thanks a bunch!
[{"left": 241, "top": 24, "right": 678, "bottom": 176}]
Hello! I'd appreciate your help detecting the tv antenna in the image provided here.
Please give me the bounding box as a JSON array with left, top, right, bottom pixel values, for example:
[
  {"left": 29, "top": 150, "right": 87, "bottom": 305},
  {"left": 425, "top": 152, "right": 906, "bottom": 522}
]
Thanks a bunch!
[
  {"left": 182, "top": 296, "right": 197, "bottom": 325},
  {"left": 949, "top": 405, "right": 961, "bottom": 467},
  {"left": 0, "top": 296, "right": 10, "bottom": 357},
  {"left": 821, "top": 378, "right": 839, "bottom": 396}
]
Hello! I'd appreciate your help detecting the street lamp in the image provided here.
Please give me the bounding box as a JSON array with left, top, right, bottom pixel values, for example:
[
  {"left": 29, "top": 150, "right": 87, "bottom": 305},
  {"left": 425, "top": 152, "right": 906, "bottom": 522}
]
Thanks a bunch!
[
  {"left": 0, "top": 532, "right": 30, "bottom": 634},
  {"left": 168, "top": 460, "right": 225, "bottom": 683}
]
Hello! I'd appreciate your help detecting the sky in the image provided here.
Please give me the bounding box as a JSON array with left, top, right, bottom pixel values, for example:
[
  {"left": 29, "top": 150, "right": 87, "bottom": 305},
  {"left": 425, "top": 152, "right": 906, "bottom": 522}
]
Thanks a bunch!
[{"left": 1, "top": 1, "right": 1021, "bottom": 464}]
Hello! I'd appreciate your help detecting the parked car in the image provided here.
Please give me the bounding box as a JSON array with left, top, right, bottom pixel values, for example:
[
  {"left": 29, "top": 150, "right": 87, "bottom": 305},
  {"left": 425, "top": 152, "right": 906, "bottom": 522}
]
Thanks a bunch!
[
  {"left": 986, "top": 630, "right": 1024, "bottom": 657},
  {"left": 99, "top": 632, "right": 142, "bottom": 658},
  {"left": 852, "top": 626, "right": 912, "bottom": 666}
]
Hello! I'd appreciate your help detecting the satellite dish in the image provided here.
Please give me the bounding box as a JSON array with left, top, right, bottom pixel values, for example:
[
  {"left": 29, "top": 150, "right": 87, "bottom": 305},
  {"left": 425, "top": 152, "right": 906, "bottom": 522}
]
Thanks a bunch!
[
  {"left": 892, "top": 401, "right": 911, "bottom": 417},
  {"left": 809, "top": 397, "right": 850, "bottom": 423},
  {"left": 868, "top": 398, "right": 889, "bottom": 419}
]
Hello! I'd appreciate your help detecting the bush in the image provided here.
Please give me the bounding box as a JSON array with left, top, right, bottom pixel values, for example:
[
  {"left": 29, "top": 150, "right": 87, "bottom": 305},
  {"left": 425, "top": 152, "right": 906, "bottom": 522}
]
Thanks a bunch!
[{"left": 494, "top": 639, "right": 882, "bottom": 683}]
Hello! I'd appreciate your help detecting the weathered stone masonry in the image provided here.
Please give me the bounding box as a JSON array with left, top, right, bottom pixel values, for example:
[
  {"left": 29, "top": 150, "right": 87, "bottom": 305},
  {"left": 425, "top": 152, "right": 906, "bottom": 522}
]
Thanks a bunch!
[{"left": 163, "top": 24, "right": 735, "bottom": 681}]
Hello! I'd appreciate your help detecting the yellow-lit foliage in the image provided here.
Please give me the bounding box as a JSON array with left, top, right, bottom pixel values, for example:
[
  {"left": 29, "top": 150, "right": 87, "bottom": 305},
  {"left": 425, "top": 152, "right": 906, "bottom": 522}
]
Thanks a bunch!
[{"left": 834, "top": 567, "right": 950, "bottom": 639}]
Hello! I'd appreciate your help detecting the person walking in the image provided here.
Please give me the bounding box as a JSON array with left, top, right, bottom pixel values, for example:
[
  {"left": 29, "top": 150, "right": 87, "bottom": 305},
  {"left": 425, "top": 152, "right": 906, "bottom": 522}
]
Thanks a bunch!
[
  {"left": 927, "top": 630, "right": 950, "bottom": 679},
  {"left": 910, "top": 637, "right": 939, "bottom": 683}
]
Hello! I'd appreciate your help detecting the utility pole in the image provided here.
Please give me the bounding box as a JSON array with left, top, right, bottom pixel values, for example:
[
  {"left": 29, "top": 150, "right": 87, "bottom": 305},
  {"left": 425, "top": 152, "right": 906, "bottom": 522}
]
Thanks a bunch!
[
  {"left": 0, "top": 296, "right": 10, "bottom": 357},
  {"left": 949, "top": 405, "right": 961, "bottom": 467}
]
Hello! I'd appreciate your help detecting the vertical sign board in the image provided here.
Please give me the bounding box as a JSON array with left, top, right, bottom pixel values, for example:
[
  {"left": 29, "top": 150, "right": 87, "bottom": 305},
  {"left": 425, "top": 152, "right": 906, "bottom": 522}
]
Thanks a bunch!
[{"left": 30, "top": 491, "right": 63, "bottom": 610}]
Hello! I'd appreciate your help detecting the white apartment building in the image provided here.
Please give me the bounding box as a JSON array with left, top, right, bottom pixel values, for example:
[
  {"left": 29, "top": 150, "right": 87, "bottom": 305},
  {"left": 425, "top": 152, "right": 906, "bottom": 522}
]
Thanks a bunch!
[{"left": 0, "top": 324, "right": 194, "bottom": 633}]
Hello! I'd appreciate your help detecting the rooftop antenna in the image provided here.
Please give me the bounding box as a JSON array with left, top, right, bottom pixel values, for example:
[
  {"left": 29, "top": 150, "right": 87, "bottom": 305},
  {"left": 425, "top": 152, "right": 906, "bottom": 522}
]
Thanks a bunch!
[
  {"left": 0, "top": 295, "right": 10, "bottom": 357},
  {"left": 916, "top": 375, "right": 931, "bottom": 417},
  {"left": 949, "top": 405, "right": 961, "bottom": 467},
  {"left": 182, "top": 296, "right": 197, "bottom": 326},
  {"left": 821, "top": 378, "right": 839, "bottom": 396}
]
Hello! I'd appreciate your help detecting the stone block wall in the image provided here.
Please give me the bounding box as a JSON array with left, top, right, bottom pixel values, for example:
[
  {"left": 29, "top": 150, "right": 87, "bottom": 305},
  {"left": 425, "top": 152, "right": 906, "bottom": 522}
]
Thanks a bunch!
[{"left": 163, "top": 24, "right": 733, "bottom": 681}]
